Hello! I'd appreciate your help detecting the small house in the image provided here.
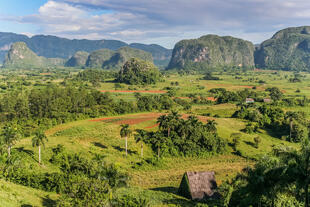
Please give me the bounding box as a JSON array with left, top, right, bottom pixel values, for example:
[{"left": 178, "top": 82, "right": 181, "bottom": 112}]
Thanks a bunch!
[
  {"left": 178, "top": 171, "right": 218, "bottom": 200},
  {"left": 263, "top": 98, "right": 272, "bottom": 103},
  {"left": 245, "top": 98, "right": 255, "bottom": 104}
]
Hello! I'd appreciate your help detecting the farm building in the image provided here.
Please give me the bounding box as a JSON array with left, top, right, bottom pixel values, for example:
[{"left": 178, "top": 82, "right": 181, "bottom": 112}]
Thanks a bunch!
[
  {"left": 178, "top": 171, "right": 218, "bottom": 200},
  {"left": 264, "top": 98, "right": 272, "bottom": 103},
  {"left": 245, "top": 98, "right": 255, "bottom": 103}
]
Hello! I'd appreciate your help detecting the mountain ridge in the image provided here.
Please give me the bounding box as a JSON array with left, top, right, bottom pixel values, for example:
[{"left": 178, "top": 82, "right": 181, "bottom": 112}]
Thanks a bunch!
[{"left": 0, "top": 32, "right": 172, "bottom": 67}]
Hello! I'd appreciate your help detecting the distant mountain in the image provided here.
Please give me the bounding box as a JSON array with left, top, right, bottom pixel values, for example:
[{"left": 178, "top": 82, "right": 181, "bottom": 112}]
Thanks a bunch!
[
  {"left": 67, "top": 47, "right": 153, "bottom": 70},
  {"left": 129, "top": 43, "right": 172, "bottom": 67},
  {"left": 65, "top": 51, "right": 89, "bottom": 67},
  {"left": 85, "top": 49, "right": 115, "bottom": 68},
  {"left": 167, "top": 34, "right": 255, "bottom": 70},
  {"left": 101, "top": 47, "right": 153, "bottom": 70},
  {"left": 0, "top": 32, "right": 171, "bottom": 67},
  {"left": 255, "top": 26, "right": 310, "bottom": 71},
  {"left": 3, "top": 42, "right": 65, "bottom": 68}
]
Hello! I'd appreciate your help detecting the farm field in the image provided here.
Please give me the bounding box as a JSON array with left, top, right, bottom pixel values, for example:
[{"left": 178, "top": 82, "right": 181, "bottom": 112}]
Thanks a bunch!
[
  {"left": 13, "top": 106, "right": 297, "bottom": 205},
  {"left": 0, "top": 68, "right": 307, "bottom": 206},
  {"left": 96, "top": 71, "right": 310, "bottom": 102}
]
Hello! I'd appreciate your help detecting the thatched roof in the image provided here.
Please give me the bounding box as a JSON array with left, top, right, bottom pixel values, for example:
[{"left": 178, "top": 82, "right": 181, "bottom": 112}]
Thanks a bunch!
[{"left": 178, "top": 171, "right": 218, "bottom": 200}]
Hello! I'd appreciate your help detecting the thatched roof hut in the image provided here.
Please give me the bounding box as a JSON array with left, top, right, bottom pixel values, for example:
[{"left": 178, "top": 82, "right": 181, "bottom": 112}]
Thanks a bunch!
[{"left": 178, "top": 171, "right": 218, "bottom": 200}]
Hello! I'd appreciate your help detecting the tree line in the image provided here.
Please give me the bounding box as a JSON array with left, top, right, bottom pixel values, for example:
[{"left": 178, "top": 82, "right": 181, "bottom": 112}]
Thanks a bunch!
[{"left": 120, "top": 112, "right": 227, "bottom": 158}]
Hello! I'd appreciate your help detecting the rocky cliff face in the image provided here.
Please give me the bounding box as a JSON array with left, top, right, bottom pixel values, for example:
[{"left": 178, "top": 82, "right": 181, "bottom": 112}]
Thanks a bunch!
[
  {"left": 168, "top": 35, "right": 255, "bottom": 70},
  {"left": 3, "top": 42, "right": 65, "bottom": 68},
  {"left": 255, "top": 26, "right": 310, "bottom": 71}
]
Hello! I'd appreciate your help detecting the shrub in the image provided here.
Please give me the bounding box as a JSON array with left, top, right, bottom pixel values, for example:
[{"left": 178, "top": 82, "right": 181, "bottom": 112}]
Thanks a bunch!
[{"left": 254, "top": 136, "right": 261, "bottom": 148}]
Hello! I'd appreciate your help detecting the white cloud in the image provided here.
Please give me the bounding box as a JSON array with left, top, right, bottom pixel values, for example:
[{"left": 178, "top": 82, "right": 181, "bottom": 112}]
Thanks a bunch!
[{"left": 3, "top": 0, "right": 310, "bottom": 48}]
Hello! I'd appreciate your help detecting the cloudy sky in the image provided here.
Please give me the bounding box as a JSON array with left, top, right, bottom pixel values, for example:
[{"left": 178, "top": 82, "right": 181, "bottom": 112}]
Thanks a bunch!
[{"left": 0, "top": 0, "right": 309, "bottom": 48}]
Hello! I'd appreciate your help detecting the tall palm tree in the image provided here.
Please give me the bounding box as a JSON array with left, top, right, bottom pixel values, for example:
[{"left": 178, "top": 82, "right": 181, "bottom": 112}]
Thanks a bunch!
[
  {"left": 153, "top": 132, "right": 165, "bottom": 159},
  {"left": 32, "top": 129, "right": 48, "bottom": 165},
  {"left": 206, "top": 120, "right": 218, "bottom": 133},
  {"left": 1, "top": 125, "right": 20, "bottom": 158},
  {"left": 120, "top": 124, "right": 131, "bottom": 156},
  {"left": 285, "top": 112, "right": 297, "bottom": 140},
  {"left": 157, "top": 114, "right": 168, "bottom": 131},
  {"left": 134, "top": 129, "right": 148, "bottom": 157}
]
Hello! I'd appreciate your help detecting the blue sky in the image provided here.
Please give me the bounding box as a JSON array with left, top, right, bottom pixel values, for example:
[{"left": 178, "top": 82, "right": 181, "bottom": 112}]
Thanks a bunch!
[{"left": 0, "top": 0, "right": 310, "bottom": 48}]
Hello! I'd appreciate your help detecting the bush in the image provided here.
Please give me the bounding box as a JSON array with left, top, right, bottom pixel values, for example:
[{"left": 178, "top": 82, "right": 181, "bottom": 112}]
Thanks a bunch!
[{"left": 254, "top": 136, "right": 261, "bottom": 148}]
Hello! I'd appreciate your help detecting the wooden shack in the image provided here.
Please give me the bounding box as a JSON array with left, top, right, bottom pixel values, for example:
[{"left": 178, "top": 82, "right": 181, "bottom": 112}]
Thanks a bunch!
[
  {"left": 245, "top": 98, "right": 255, "bottom": 104},
  {"left": 178, "top": 171, "right": 218, "bottom": 200}
]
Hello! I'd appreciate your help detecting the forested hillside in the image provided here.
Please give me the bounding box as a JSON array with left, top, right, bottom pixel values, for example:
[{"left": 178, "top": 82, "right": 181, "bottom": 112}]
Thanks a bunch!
[
  {"left": 255, "top": 26, "right": 310, "bottom": 71},
  {"left": 168, "top": 35, "right": 255, "bottom": 70}
]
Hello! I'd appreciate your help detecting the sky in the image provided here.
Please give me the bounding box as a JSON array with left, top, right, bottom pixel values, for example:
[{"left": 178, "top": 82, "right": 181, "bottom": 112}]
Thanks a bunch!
[{"left": 0, "top": 0, "right": 310, "bottom": 48}]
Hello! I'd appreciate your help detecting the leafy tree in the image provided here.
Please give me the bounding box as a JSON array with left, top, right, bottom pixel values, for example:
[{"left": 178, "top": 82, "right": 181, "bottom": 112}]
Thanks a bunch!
[
  {"left": 32, "top": 129, "right": 48, "bottom": 165},
  {"left": 202, "top": 72, "right": 220, "bottom": 80},
  {"left": 120, "top": 124, "right": 132, "bottom": 156},
  {"left": 244, "top": 122, "right": 258, "bottom": 134},
  {"left": 266, "top": 87, "right": 283, "bottom": 102},
  {"left": 230, "top": 133, "right": 241, "bottom": 151}
]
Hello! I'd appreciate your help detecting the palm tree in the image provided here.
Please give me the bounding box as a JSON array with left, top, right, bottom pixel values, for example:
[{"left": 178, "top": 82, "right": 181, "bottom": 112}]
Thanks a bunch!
[
  {"left": 32, "top": 129, "right": 48, "bottom": 165},
  {"left": 285, "top": 112, "right": 297, "bottom": 140},
  {"left": 166, "top": 111, "right": 181, "bottom": 137},
  {"left": 272, "top": 139, "right": 310, "bottom": 207},
  {"left": 206, "top": 120, "right": 217, "bottom": 133},
  {"left": 120, "top": 124, "right": 131, "bottom": 156},
  {"left": 157, "top": 112, "right": 181, "bottom": 137},
  {"left": 153, "top": 132, "right": 165, "bottom": 159},
  {"left": 157, "top": 114, "right": 168, "bottom": 132},
  {"left": 1, "top": 125, "right": 20, "bottom": 158},
  {"left": 134, "top": 129, "right": 148, "bottom": 157}
]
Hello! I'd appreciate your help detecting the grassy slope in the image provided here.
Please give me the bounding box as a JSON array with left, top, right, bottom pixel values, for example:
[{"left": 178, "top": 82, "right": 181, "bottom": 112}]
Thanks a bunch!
[{"left": 0, "top": 179, "right": 58, "bottom": 207}]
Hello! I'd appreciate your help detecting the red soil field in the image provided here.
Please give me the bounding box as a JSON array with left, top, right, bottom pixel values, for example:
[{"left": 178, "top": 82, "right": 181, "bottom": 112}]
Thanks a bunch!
[
  {"left": 176, "top": 97, "right": 217, "bottom": 101},
  {"left": 114, "top": 117, "right": 157, "bottom": 125},
  {"left": 89, "top": 112, "right": 215, "bottom": 127},
  {"left": 89, "top": 117, "right": 115, "bottom": 122},
  {"left": 101, "top": 90, "right": 166, "bottom": 94},
  {"left": 144, "top": 123, "right": 159, "bottom": 129}
]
